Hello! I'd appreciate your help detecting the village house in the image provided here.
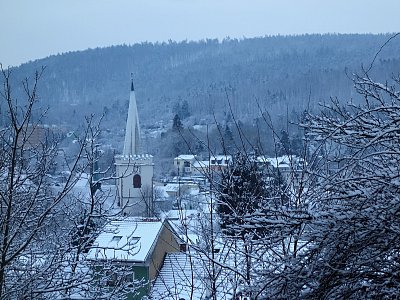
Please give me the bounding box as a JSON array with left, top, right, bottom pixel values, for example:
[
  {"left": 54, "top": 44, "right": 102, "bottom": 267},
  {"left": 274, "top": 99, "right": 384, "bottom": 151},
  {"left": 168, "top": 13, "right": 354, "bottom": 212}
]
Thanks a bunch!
[
  {"left": 173, "top": 154, "right": 197, "bottom": 175},
  {"left": 163, "top": 182, "right": 199, "bottom": 198},
  {"left": 176, "top": 154, "right": 233, "bottom": 176},
  {"left": 87, "top": 219, "right": 181, "bottom": 299},
  {"left": 256, "top": 155, "right": 307, "bottom": 187}
]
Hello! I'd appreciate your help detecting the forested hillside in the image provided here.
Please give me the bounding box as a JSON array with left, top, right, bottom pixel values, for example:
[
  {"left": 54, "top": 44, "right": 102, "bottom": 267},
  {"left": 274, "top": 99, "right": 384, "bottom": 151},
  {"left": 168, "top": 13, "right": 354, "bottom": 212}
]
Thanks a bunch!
[{"left": 5, "top": 34, "right": 400, "bottom": 131}]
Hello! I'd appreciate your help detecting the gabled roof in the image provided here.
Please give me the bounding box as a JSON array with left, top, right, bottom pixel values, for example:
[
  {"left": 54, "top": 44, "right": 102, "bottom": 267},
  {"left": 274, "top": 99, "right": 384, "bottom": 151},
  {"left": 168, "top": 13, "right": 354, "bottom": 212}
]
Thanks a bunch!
[
  {"left": 210, "top": 154, "right": 232, "bottom": 160},
  {"left": 256, "top": 155, "right": 305, "bottom": 168},
  {"left": 174, "top": 154, "right": 196, "bottom": 161},
  {"left": 87, "top": 219, "right": 164, "bottom": 263},
  {"left": 151, "top": 253, "right": 205, "bottom": 300},
  {"left": 163, "top": 209, "right": 199, "bottom": 221},
  {"left": 164, "top": 183, "right": 180, "bottom": 192},
  {"left": 192, "top": 160, "right": 210, "bottom": 168}
]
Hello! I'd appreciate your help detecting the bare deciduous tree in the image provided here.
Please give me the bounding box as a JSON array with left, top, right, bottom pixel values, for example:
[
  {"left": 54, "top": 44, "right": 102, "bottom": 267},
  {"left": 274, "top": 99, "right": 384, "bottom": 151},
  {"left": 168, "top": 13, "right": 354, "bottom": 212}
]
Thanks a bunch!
[
  {"left": 299, "top": 74, "right": 400, "bottom": 299},
  {"left": 0, "top": 66, "right": 141, "bottom": 299}
]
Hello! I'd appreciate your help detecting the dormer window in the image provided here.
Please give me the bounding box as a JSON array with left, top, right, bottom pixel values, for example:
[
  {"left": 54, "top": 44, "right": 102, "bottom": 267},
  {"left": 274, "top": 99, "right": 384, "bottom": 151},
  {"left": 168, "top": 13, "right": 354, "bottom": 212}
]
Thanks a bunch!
[
  {"left": 133, "top": 174, "right": 141, "bottom": 188},
  {"left": 131, "top": 237, "right": 141, "bottom": 244},
  {"left": 109, "top": 235, "right": 122, "bottom": 247},
  {"left": 111, "top": 236, "right": 122, "bottom": 243}
]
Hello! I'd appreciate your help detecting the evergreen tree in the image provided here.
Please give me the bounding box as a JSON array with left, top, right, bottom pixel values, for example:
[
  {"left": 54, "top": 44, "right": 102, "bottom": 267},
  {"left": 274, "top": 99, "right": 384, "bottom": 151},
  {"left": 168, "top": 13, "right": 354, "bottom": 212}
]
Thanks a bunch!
[
  {"left": 223, "top": 124, "right": 235, "bottom": 154},
  {"left": 172, "top": 101, "right": 181, "bottom": 117},
  {"left": 290, "top": 134, "right": 303, "bottom": 156},
  {"left": 172, "top": 114, "right": 183, "bottom": 132},
  {"left": 278, "top": 129, "right": 291, "bottom": 155},
  {"left": 218, "top": 153, "right": 266, "bottom": 238},
  {"left": 172, "top": 99, "right": 190, "bottom": 120},
  {"left": 180, "top": 100, "right": 190, "bottom": 119}
]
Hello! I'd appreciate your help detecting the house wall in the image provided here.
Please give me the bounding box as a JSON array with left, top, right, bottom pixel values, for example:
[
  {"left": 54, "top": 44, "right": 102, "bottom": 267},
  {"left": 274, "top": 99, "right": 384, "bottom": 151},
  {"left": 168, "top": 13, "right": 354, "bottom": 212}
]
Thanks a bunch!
[
  {"left": 174, "top": 158, "right": 184, "bottom": 175},
  {"left": 127, "top": 265, "right": 149, "bottom": 300},
  {"left": 92, "top": 263, "right": 148, "bottom": 300},
  {"left": 174, "top": 158, "right": 195, "bottom": 175},
  {"left": 147, "top": 222, "right": 180, "bottom": 282}
]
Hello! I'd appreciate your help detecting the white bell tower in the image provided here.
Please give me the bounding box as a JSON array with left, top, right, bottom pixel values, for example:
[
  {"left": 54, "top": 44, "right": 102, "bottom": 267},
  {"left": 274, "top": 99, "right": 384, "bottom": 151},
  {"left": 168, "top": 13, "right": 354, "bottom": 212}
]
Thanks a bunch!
[{"left": 115, "top": 74, "right": 154, "bottom": 216}]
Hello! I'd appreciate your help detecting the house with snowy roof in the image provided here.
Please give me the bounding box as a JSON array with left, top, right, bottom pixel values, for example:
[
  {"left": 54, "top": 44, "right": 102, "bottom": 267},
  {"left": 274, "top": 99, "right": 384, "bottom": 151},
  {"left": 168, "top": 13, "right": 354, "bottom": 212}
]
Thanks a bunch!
[
  {"left": 191, "top": 160, "right": 210, "bottom": 176},
  {"left": 163, "top": 182, "right": 199, "bottom": 199},
  {"left": 189, "top": 155, "right": 232, "bottom": 176},
  {"left": 256, "top": 155, "right": 307, "bottom": 187},
  {"left": 174, "top": 154, "right": 197, "bottom": 175},
  {"left": 87, "top": 218, "right": 180, "bottom": 299}
]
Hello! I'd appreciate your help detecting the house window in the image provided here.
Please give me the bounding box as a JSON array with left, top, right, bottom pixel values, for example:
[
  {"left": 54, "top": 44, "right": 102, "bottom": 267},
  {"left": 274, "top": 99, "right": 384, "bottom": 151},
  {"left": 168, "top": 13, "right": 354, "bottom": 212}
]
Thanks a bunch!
[
  {"left": 105, "top": 270, "right": 117, "bottom": 286},
  {"left": 130, "top": 237, "right": 141, "bottom": 245},
  {"left": 111, "top": 236, "right": 122, "bottom": 242},
  {"left": 133, "top": 174, "right": 141, "bottom": 188},
  {"left": 110, "top": 235, "right": 122, "bottom": 246},
  {"left": 125, "top": 271, "right": 135, "bottom": 283},
  {"left": 212, "top": 247, "right": 220, "bottom": 253}
]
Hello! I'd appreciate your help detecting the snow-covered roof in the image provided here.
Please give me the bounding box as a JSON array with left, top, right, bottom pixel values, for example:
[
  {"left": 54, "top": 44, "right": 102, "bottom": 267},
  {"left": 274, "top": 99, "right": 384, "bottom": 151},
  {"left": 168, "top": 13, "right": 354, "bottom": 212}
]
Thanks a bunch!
[
  {"left": 68, "top": 173, "right": 91, "bottom": 203},
  {"left": 256, "top": 155, "right": 304, "bottom": 168},
  {"left": 151, "top": 246, "right": 235, "bottom": 299},
  {"left": 154, "top": 186, "right": 169, "bottom": 198},
  {"left": 151, "top": 253, "right": 205, "bottom": 300},
  {"left": 210, "top": 154, "right": 232, "bottom": 161},
  {"left": 69, "top": 175, "right": 119, "bottom": 213},
  {"left": 164, "top": 183, "right": 180, "bottom": 192},
  {"left": 174, "top": 154, "right": 196, "bottom": 161},
  {"left": 163, "top": 209, "right": 199, "bottom": 221},
  {"left": 87, "top": 219, "right": 163, "bottom": 262},
  {"left": 166, "top": 210, "right": 202, "bottom": 246},
  {"left": 164, "top": 183, "right": 199, "bottom": 194},
  {"left": 192, "top": 160, "right": 210, "bottom": 168}
]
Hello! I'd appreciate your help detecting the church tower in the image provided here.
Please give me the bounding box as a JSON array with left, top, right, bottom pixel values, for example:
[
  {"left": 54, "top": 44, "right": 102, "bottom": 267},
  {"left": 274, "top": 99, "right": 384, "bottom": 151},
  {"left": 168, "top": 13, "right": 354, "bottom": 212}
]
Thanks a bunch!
[{"left": 115, "top": 75, "right": 154, "bottom": 216}]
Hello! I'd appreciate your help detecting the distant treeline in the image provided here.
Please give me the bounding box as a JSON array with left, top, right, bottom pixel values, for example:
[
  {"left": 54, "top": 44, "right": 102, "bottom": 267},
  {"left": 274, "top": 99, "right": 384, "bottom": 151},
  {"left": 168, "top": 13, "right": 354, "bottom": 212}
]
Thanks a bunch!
[{"left": 3, "top": 33, "right": 400, "bottom": 130}]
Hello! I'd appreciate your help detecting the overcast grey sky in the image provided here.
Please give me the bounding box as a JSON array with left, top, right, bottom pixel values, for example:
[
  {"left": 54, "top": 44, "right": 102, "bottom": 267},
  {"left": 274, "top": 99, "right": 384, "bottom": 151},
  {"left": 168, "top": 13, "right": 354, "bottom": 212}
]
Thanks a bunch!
[{"left": 1, "top": 0, "right": 399, "bottom": 67}]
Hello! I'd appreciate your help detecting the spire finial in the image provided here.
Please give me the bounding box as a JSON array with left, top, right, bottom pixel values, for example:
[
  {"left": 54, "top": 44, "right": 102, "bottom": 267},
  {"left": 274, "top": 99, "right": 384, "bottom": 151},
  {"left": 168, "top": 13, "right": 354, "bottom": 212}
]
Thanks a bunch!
[{"left": 130, "top": 73, "right": 134, "bottom": 91}]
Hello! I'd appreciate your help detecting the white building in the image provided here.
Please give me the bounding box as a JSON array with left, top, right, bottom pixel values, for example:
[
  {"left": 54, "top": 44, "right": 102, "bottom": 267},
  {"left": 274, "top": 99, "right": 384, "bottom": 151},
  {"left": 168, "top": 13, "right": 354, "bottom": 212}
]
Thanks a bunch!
[
  {"left": 257, "top": 155, "right": 307, "bottom": 187},
  {"left": 173, "top": 154, "right": 197, "bottom": 175},
  {"left": 175, "top": 154, "right": 232, "bottom": 177},
  {"left": 115, "top": 75, "right": 154, "bottom": 217}
]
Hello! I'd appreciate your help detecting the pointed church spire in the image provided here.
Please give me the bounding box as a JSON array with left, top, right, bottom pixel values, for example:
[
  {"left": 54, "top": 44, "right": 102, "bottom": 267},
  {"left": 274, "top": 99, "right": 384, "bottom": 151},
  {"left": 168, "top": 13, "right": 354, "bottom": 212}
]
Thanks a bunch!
[{"left": 123, "top": 74, "right": 140, "bottom": 156}]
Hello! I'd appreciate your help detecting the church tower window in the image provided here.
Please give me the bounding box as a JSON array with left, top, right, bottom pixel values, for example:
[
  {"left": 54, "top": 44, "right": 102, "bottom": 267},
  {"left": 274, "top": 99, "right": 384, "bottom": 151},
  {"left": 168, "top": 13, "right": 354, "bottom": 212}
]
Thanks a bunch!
[{"left": 133, "top": 174, "right": 141, "bottom": 188}]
